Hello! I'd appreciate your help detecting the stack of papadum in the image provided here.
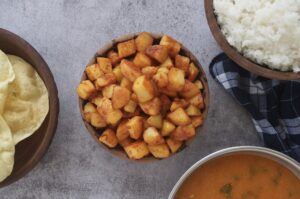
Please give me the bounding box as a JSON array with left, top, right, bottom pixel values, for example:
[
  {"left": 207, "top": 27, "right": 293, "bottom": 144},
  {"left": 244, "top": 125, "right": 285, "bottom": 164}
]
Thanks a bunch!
[{"left": 0, "top": 50, "right": 49, "bottom": 183}]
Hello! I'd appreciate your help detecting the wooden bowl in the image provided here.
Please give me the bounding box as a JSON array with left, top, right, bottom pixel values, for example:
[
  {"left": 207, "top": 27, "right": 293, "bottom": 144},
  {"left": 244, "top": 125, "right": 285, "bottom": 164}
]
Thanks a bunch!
[
  {"left": 0, "top": 28, "right": 59, "bottom": 187},
  {"left": 78, "top": 32, "right": 210, "bottom": 161},
  {"left": 204, "top": 0, "right": 300, "bottom": 80}
]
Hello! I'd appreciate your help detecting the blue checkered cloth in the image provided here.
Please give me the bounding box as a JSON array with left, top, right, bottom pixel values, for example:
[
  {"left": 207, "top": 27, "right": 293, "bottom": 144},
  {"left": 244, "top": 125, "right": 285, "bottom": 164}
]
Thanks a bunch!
[{"left": 210, "top": 53, "right": 300, "bottom": 162}]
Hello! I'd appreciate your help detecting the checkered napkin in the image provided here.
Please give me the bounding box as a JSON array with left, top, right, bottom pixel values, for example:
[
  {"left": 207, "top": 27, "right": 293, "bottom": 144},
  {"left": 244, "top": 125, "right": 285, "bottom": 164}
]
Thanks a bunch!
[{"left": 209, "top": 53, "right": 300, "bottom": 162}]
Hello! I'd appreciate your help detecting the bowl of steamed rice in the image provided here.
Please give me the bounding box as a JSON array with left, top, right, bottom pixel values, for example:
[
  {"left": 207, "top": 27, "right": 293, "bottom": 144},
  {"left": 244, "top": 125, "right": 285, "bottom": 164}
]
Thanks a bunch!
[
  {"left": 0, "top": 28, "right": 59, "bottom": 187},
  {"left": 205, "top": 0, "right": 300, "bottom": 80}
]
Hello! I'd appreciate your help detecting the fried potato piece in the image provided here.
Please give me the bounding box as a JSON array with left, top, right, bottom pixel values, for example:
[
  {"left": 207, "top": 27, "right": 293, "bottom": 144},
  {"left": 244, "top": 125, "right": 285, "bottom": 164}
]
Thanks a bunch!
[
  {"left": 170, "top": 98, "right": 189, "bottom": 112},
  {"left": 148, "top": 143, "right": 170, "bottom": 159},
  {"left": 112, "top": 86, "right": 131, "bottom": 109},
  {"left": 133, "top": 75, "right": 155, "bottom": 103},
  {"left": 133, "top": 53, "right": 152, "bottom": 68},
  {"left": 97, "top": 57, "right": 113, "bottom": 73},
  {"left": 99, "top": 129, "right": 118, "bottom": 148},
  {"left": 166, "top": 138, "right": 182, "bottom": 153},
  {"left": 83, "top": 102, "right": 97, "bottom": 122},
  {"left": 124, "top": 141, "right": 150, "bottom": 159},
  {"left": 175, "top": 55, "right": 190, "bottom": 73},
  {"left": 112, "top": 65, "right": 123, "bottom": 82},
  {"left": 97, "top": 97, "right": 123, "bottom": 125},
  {"left": 146, "top": 114, "right": 163, "bottom": 129},
  {"left": 142, "top": 66, "right": 158, "bottom": 78},
  {"left": 95, "top": 73, "right": 117, "bottom": 89},
  {"left": 116, "top": 119, "right": 129, "bottom": 141},
  {"left": 120, "top": 77, "right": 133, "bottom": 91},
  {"left": 107, "top": 50, "right": 121, "bottom": 65},
  {"left": 188, "top": 62, "right": 199, "bottom": 82},
  {"left": 171, "top": 124, "right": 195, "bottom": 141},
  {"left": 90, "top": 94, "right": 103, "bottom": 106},
  {"left": 145, "top": 45, "right": 168, "bottom": 63},
  {"left": 143, "top": 127, "right": 164, "bottom": 145},
  {"left": 85, "top": 64, "right": 103, "bottom": 81},
  {"left": 180, "top": 80, "right": 200, "bottom": 99},
  {"left": 188, "top": 93, "right": 204, "bottom": 109},
  {"left": 102, "top": 84, "right": 116, "bottom": 99},
  {"left": 124, "top": 100, "right": 137, "bottom": 113},
  {"left": 160, "top": 57, "right": 174, "bottom": 69},
  {"left": 135, "top": 32, "right": 154, "bottom": 52},
  {"left": 159, "top": 35, "right": 181, "bottom": 57},
  {"left": 120, "top": 60, "right": 142, "bottom": 82},
  {"left": 168, "top": 68, "right": 185, "bottom": 91},
  {"left": 153, "top": 69, "right": 168, "bottom": 88},
  {"left": 161, "top": 120, "right": 176, "bottom": 136},
  {"left": 185, "top": 104, "right": 202, "bottom": 116},
  {"left": 167, "top": 107, "right": 191, "bottom": 126},
  {"left": 194, "top": 80, "right": 203, "bottom": 90},
  {"left": 117, "top": 39, "right": 136, "bottom": 58},
  {"left": 77, "top": 80, "right": 96, "bottom": 100},
  {"left": 127, "top": 116, "right": 144, "bottom": 140},
  {"left": 160, "top": 94, "right": 172, "bottom": 116},
  {"left": 91, "top": 112, "right": 107, "bottom": 128},
  {"left": 139, "top": 97, "right": 161, "bottom": 116}
]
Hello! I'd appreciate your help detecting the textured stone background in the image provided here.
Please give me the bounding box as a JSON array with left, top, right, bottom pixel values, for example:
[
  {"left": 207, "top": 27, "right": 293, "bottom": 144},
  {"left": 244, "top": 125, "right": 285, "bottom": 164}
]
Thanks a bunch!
[{"left": 0, "top": 0, "right": 262, "bottom": 198}]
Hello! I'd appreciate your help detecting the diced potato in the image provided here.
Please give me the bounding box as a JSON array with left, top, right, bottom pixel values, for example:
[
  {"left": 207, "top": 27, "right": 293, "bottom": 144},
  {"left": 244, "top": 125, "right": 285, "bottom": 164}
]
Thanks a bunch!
[
  {"left": 188, "top": 62, "right": 199, "bottom": 82},
  {"left": 153, "top": 70, "right": 168, "bottom": 88},
  {"left": 167, "top": 107, "right": 191, "bottom": 126},
  {"left": 90, "top": 112, "right": 106, "bottom": 128},
  {"left": 185, "top": 104, "right": 202, "bottom": 116},
  {"left": 168, "top": 68, "right": 185, "bottom": 91},
  {"left": 112, "top": 86, "right": 131, "bottom": 109},
  {"left": 180, "top": 80, "right": 200, "bottom": 98},
  {"left": 124, "top": 141, "right": 150, "bottom": 159},
  {"left": 135, "top": 32, "right": 154, "bottom": 52},
  {"left": 116, "top": 120, "right": 129, "bottom": 141},
  {"left": 85, "top": 64, "right": 103, "bottom": 81},
  {"left": 166, "top": 138, "right": 182, "bottom": 153},
  {"left": 145, "top": 45, "right": 168, "bottom": 63},
  {"left": 160, "top": 57, "right": 174, "bottom": 69},
  {"left": 120, "top": 77, "right": 133, "bottom": 91},
  {"left": 188, "top": 93, "right": 204, "bottom": 109},
  {"left": 124, "top": 100, "right": 137, "bottom": 113},
  {"left": 95, "top": 73, "right": 117, "bottom": 89},
  {"left": 83, "top": 102, "right": 97, "bottom": 122},
  {"left": 133, "top": 53, "right": 152, "bottom": 68},
  {"left": 139, "top": 97, "right": 161, "bottom": 116},
  {"left": 194, "top": 80, "right": 203, "bottom": 90},
  {"left": 90, "top": 94, "right": 103, "bottom": 106},
  {"left": 170, "top": 99, "right": 190, "bottom": 112},
  {"left": 159, "top": 35, "right": 181, "bottom": 57},
  {"left": 191, "top": 116, "right": 203, "bottom": 128},
  {"left": 97, "top": 97, "right": 123, "bottom": 125},
  {"left": 119, "top": 137, "right": 133, "bottom": 147},
  {"left": 117, "top": 39, "right": 136, "bottom": 58},
  {"left": 77, "top": 80, "right": 96, "bottom": 100},
  {"left": 120, "top": 60, "right": 142, "bottom": 82},
  {"left": 171, "top": 124, "right": 196, "bottom": 141},
  {"left": 106, "top": 109, "right": 123, "bottom": 125},
  {"left": 143, "top": 127, "right": 164, "bottom": 145},
  {"left": 102, "top": 84, "right": 116, "bottom": 99},
  {"left": 142, "top": 66, "right": 158, "bottom": 78},
  {"left": 146, "top": 114, "right": 163, "bottom": 129},
  {"left": 97, "top": 57, "right": 113, "bottom": 73},
  {"left": 127, "top": 116, "right": 144, "bottom": 140},
  {"left": 148, "top": 143, "right": 170, "bottom": 159},
  {"left": 99, "top": 129, "right": 118, "bottom": 148},
  {"left": 161, "top": 120, "right": 176, "bottom": 136},
  {"left": 160, "top": 95, "right": 172, "bottom": 116},
  {"left": 133, "top": 75, "right": 155, "bottom": 103},
  {"left": 157, "top": 67, "right": 169, "bottom": 74},
  {"left": 107, "top": 50, "right": 121, "bottom": 65},
  {"left": 175, "top": 55, "right": 190, "bottom": 73},
  {"left": 112, "top": 65, "right": 123, "bottom": 82}
]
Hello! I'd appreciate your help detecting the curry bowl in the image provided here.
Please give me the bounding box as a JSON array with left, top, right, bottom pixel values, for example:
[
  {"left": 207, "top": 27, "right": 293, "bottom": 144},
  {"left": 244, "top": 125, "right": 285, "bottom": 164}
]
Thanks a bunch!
[
  {"left": 169, "top": 146, "right": 300, "bottom": 199},
  {"left": 0, "top": 28, "right": 59, "bottom": 187}
]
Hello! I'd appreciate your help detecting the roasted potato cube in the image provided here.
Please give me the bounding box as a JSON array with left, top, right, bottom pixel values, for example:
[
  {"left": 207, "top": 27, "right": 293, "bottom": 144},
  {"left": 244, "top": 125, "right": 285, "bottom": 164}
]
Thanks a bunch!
[
  {"left": 102, "top": 84, "right": 116, "bottom": 99},
  {"left": 191, "top": 116, "right": 203, "bottom": 128},
  {"left": 133, "top": 53, "right": 152, "bottom": 68},
  {"left": 166, "top": 138, "right": 182, "bottom": 153},
  {"left": 145, "top": 45, "right": 168, "bottom": 63},
  {"left": 175, "top": 55, "right": 190, "bottom": 73},
  {"left": 146, "top": 114, "right": 163, "bottom": 129},
  {"left": 160, "top": 57, "right": 174, "bottom": 69},
  {"left": 90, "top": 112, "right": 106, "bottom": 128},
  {"left": 124, "top": 100, "right": 137, "bottom": 113},
  {"left": 180, "top": 80, "right": 200, "bottom": 99},
  {"left": 143, "top": 127, "right": 164, "bottom": 145},
  {"left": 119, "top": 137, "right": 133, "bottom": 147},
  {"left": 77, "top": 80, "right": 96, "bottom": 100},
  {"left": 85, "top": 64, "right": 103, "bottom": 81},
  {"left": 107, "top": 109, "right": 123, "bottom": 125},
  {"left": 117, "top": 39, "right": 136, "bottom": 58},
  {"left": 112, "top": 86, "right": 131, "bottom": 109},
  {"left": 97, "top": 57, "right": 113, "bottom": 73},
  {"left": 188, "top": 62, "right": 199, "bottom": 82},
  {"left": 135, "top": 32, "right": 154, "bottom": 52},
  {"left": 124, "top": 141, "right": 150, "bottom": 159},
  {"left": 95, "top": 73, "right": 117, "bottom": 89},
  {"left": 142, "top": 66, "right": 158, "bottom": 78},
  {"left": 120, "top": 77, "right": 133, "bottom": 91},
  {"left": 159, "top": 35, "right": 181, "bottom": 57},
  {"left": 194, "top": 80, "right": 203, "bottom": 90},
  {"left": 148, "top": 143, "right": 170, "bottom": 159},
  {"left": 171, "top": 124, "right": 195, "bottom": 141},
  {"left": 97, "top": 97, "right": 123, "bottom": 125},
  {"left": 160, "top": 94, "right": 172, "bottom": 116},
  {"left": 127, "top": 116, "right": 144, "bottom": 140},
  {"left": 161, "top": 120, "right": 176, "bottom": 136},
  {"left": 153, "top": 70, "right": 168, "bottom": 88},
  {"left": 185, "top": 104, "right": 202, "bottom": 116},
  {"left": 133, "top": 75, "right": 155, "bottom": 103},
  {"left": 170, "top": 99, "right": 190, "bottom": 112},
  {"left": 99, "top": 129, "right": 118, "bottom": 148},
  {"left": 112, "top": 65, "right": 123, "bottom": 82},
  {"left": 167, "top": 107, "right": 191, "bottom": 126},
  {"left": 139, "top": 97, "right": 161, "bottom": 116},
  {"left": 188, "top": 93, "right": 204, "bottom": 109},
  {"left": 120, "top": 60, "right": 142, "bottom": 82},
  {"left": 168, "top": 68, "right": 185, "bottom": 91},
  {"left": 116, "top": 120, "right": 129, "bottom": 141},
  {"left": 83, "top": 102, "right": 97, "bottom": 122},
  {"left": 90, "top": 94, "right": 103, "bottom": 106},
  {"left": 107, "top": 50, "right": 121, "bottom": 65}
]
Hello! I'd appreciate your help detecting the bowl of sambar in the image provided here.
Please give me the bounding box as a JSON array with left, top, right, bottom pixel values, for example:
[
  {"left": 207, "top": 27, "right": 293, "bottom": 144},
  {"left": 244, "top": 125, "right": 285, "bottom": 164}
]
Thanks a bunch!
[{"left": 169, "top": 146, "right": 300, "bottom": 199}]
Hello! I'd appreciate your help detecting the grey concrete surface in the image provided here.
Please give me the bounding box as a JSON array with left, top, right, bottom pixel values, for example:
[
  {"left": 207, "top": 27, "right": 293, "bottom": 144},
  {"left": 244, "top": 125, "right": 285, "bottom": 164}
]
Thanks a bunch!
[{"left": 0, "top": 0, "right": 262, "bottom": 198}]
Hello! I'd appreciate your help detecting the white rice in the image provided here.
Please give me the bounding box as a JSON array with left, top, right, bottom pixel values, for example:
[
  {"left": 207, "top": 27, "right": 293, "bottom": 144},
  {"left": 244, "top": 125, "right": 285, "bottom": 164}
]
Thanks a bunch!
[{"left": 213, "top": 0, "right": 300, "bottom": 72}]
